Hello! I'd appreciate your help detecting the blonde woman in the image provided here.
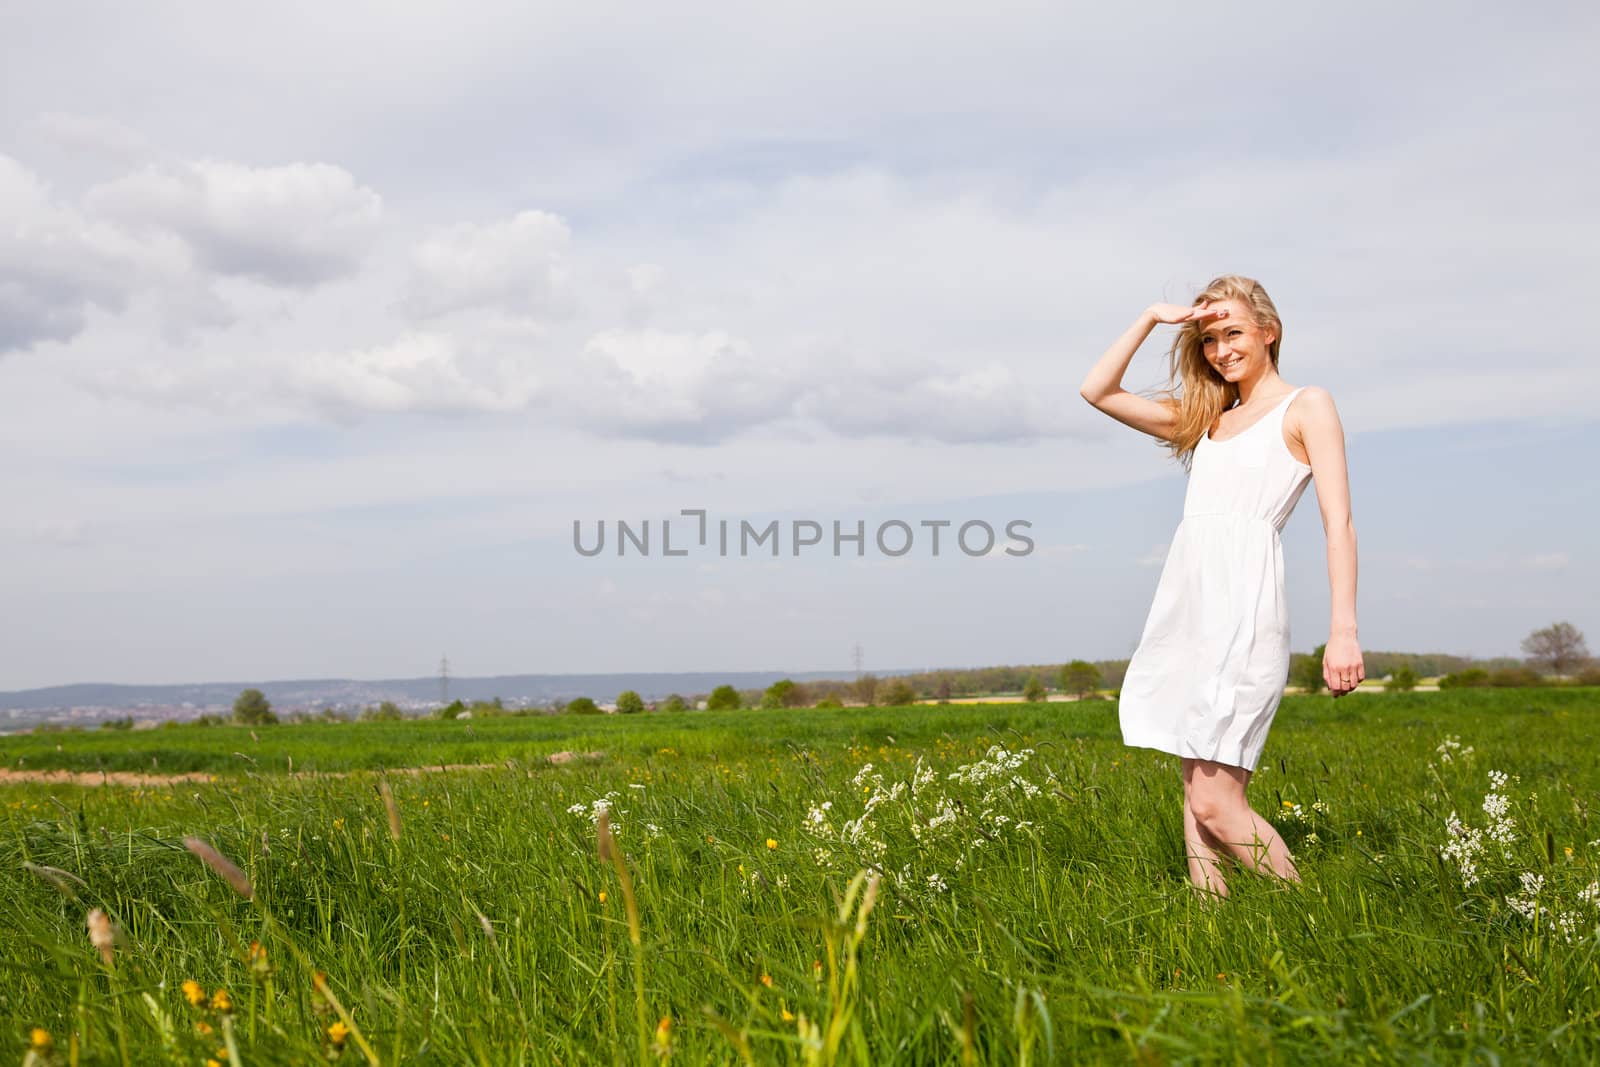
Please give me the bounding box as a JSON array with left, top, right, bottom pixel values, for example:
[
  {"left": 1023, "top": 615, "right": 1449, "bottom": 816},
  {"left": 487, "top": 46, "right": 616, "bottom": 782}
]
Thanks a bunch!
[{"left": 1079, "top": 274, "right": 1363, "bottom": 897}]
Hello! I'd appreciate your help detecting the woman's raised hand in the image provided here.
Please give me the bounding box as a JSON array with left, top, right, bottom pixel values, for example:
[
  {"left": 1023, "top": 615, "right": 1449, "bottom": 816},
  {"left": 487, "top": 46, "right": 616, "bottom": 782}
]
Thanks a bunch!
[{"left": 1148, "top": 301, "right": 1228, "bottom": 326}]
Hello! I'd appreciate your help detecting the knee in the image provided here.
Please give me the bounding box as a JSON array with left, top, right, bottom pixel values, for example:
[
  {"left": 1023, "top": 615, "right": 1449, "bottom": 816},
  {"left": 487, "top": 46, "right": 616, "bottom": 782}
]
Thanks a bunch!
[{"left": 1187, "top": 793, "right": 1234, "bottom": 835}]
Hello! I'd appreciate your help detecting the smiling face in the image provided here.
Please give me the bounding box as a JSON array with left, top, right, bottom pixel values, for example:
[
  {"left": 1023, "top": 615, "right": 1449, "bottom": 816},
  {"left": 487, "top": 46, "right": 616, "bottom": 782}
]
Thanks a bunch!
[{"left": 1198, "top": 298, "right": 1277, "bottom": 384}]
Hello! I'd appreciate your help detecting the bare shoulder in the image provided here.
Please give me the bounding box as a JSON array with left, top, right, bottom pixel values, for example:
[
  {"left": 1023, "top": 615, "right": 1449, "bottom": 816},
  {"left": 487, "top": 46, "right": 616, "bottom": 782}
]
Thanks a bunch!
[{"left": 1288, "top": 386, "right": 1342, "bottom": 431}]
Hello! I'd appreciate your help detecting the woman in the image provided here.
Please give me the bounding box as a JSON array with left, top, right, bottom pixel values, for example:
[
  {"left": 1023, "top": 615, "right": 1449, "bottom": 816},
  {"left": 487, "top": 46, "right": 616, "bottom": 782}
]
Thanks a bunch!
[{"left": 1078, "top": 274, "right": 1363, "bottom": 897}]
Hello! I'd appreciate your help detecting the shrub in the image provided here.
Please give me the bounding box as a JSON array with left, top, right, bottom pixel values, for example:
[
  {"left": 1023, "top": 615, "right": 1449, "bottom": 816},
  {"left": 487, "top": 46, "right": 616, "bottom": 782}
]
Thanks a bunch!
[
  {"left": 881, "top": 679, "right": 918, "bottom": 706},
  {"left": 567, "top": 697, "right": 601, "bottom": 715},
  {"left": 706, "top": 685, "right": 742, "bottom": 711},
  {"left": 814, "top": 696, "right": 843, "bottom": 710},
  {"left": 659, "top": 694, "right": 688, "bottom": 713},
  {"left": 1386, "top": 664, "right": 1418, "bottom": 692},
  {"left": 232, "top": 688, "right": 278, "bottom": 726},
  {"left": 1439, "top": 668, "right": 1490, "bottom": 689},
  {"left": 616, "top": 690, "right": 645, "bottom": 715},
  {"left": 1488, "top": 666, "right": 1546, "bottom": 688}
]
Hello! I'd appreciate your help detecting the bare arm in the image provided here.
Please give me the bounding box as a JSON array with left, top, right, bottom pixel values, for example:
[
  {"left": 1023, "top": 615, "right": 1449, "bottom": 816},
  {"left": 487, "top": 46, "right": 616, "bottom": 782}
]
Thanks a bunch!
[
  {"left": 1080, "top": 302, "right": 1225, "bottom": 442},
  {"left": 1294, "top": 387, "right": 1365, "bottom": 695}
]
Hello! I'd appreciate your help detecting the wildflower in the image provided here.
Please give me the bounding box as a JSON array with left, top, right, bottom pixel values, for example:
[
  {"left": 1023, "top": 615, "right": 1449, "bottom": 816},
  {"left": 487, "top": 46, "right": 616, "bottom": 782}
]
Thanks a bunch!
[
  {"left": 333, "top": 818, "right": 345, "bottom": 830},
  {"left": 30, "top": 1028, "right": 52, "bottom": 1049},
  {"left": 328, "top": 1020, "right": 350, "bottom": 1047},
  {"left": 760, "top": 973, "right": 774, "bottom": 987},
  {"left": 210, "top": 989, "right": 233, "bottom": 1014},
  {"left": 782, "top": 1007, "right": 795, "bottom": 1021},
  {"left": 655, "top": 1016, "right": 671, "bottom": 1045},
  {"left": 195, "top": 1021, "right": 214, "bottom": 1035},
  {"left": 182, "top": 979, "right": 209, "bottom": 1007},
  {"left": 248, "top": 940, "right": 271, "bottom": 977},
  {"left": 766, "top": 838, "right": 778, "bottom": 850},
  {"left": 206, "top": 1060, "right": 222, "bottom": 1067},
  {"left": 598, "top": 891, "right": 608, "bottom": 905}
]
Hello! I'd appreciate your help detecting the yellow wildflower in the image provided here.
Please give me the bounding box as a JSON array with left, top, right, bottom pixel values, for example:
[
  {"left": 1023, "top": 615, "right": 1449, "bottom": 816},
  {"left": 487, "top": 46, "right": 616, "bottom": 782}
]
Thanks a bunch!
[
  {"left": 30, "top": 1028, "right": 52, "bottom": 1049},
  {"left": 598, "top": 891, "right": 608, "bottom": 904},
  {"left": 195, "top": 1021, "right": 213, "bottom": 1035},
  {"left": 760, "top": 973, "right": 774, "bottom": 987},
  {"left": 654, "top": 1015, "right": 672, "bottom": 1047},
  {"left": 206, "top": 1060, "right": 222, "bottom": 1067},
  {"left": 210, "top": 989, "right": 233, "bottom": 1014},
  {"left": 782, "top": 1007, "right": 795, "bottom": 1021},
  {"left": 328, "top": 1020, "right": 350, "bottom": 1046},
  {"left": 181, "top": 979, "right": 208, "bottom": 1007},
  {"left": 766, "top": 838, "right": 778, "bottom": 850}
]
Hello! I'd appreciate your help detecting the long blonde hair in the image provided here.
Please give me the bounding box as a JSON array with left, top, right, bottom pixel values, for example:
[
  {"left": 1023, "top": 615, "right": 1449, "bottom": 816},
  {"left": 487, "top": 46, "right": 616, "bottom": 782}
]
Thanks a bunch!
[{"left": 1150, "top": 273, "right": 1284, "bottom": 472}]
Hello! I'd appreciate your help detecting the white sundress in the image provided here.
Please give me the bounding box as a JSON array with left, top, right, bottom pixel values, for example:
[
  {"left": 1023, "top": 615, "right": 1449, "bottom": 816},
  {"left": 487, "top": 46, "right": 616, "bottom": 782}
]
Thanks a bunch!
[{"left": 1118, "top": 386, "right": 1315, "bottom": 772}]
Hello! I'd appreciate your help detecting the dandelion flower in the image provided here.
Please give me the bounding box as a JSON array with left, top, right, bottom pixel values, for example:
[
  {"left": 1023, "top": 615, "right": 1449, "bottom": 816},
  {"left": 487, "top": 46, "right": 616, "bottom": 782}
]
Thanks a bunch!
[
  {"left": 766, "top": 838, "right": 778, "bottom": 850},
  {"left": 328, "top": 1021, "right": 350, "bottom": 1046},
  {"left": 598, "top": 891, "right": 608, "bottom": 904},
  {"left": 760, "top": 973, "right": 774, "bottom": 987},
  {"left": 30, "top": 1028, "right": 52, "bottom": 1049},
  {"left": 210, "top": 989, "right": 233, "bottom": 1014},
  {"left": 207, "top": 1059, "right": 222, "bottom": 1067},
  {"left": 782, "top": 1007, "right": 795, "bottom": 1021},
  {"left": 182, "top": 980, "right": 208, "bottom": 1007}
]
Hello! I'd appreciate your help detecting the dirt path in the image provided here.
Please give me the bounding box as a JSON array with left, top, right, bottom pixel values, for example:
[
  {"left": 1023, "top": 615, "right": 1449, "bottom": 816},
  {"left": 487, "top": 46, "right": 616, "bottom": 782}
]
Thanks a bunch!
[{"left": 0, "top": 750, "right": 605, "bottom": 789}]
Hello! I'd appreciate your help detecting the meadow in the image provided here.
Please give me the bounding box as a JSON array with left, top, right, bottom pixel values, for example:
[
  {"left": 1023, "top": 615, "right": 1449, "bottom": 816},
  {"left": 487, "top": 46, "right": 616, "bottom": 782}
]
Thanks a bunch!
[{"left": 2, "top": 689, "right": 1597, "bottom": 1064}]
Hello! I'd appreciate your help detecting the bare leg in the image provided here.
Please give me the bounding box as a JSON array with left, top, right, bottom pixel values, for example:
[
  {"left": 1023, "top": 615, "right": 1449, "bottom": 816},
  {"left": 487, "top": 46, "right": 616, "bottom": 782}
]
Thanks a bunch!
[
  {"left": 1182, "top": 789, "right": 1230, "bottom": 898},
  {"left": 1182, "top": 758, "right": 1301, "bottom": 883}
]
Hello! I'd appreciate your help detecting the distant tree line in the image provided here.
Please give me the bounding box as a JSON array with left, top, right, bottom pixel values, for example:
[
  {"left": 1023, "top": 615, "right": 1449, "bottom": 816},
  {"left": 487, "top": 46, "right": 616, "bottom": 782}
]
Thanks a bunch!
[{"left": 98, "top": 619, "right": 1595, "bottom": 732}]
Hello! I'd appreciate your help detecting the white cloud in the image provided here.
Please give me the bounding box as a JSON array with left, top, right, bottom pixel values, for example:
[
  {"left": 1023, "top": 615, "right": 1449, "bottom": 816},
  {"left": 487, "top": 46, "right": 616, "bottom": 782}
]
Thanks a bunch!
[
  {"left": 404, "top": 209, "right": 572, "bottom": 320},
  {"left": 86, "top": 158, "right": 382, "bottom": 286}
]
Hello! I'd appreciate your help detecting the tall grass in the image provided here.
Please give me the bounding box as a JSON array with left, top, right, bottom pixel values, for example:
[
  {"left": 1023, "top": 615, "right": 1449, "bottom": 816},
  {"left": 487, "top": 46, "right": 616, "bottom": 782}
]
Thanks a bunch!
[{"left": 2, "top": 690, "right": 1597, "bottom": 1062}]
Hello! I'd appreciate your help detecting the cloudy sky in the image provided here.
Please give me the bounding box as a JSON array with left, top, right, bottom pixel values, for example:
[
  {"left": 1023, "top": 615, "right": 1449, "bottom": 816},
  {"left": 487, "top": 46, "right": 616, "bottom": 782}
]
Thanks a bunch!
[{"left": 1, "top": 2, "right": 1596, "bottom": 690}]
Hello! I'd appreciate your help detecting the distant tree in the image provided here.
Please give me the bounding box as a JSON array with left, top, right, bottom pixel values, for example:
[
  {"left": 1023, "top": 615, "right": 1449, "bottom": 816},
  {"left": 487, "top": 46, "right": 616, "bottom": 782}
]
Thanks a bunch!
[
  {"left": 232, "top": 688, "right": 278, "bottom": 726},
  {"left": 853, "top": 674, "right": 880, "bottom": 707},
  {"left": 1290, "top": 644, "right": 1327, "bottom": 694},
  {"left": 814, "top": 696, "right": 843, "bottom": 710},
  {"left": 567, "top": 696, "right": 601, "bottom": 715},
  {"left": 1022, "top": 675, "right": 1046, "bottom": 703},
  {"left": 1521, "top": 621, "right": 1590, "bottom": 677},
  {"left": 1386, "top": 664, "right": 1418, "bottom": 692},
  {"left": 194, "top": 713, "right": 227, "bottom": 727},
  {"left": 706, "top": 685, "right": 742, "bottom": 711},
  {"left": 935, "top": 676, "right": 953, "bottom": 703},
  {"left": 1575, "top": 662, "right": 1600, "bottom": 686},
  {"left": 761, "top": 679, "right": 809, "bottom": 709},
  {"left": 881, "top": 679, "right": 918, "bottom": 706},
  {"left": 468, "top": 699, "right": 508, "bottom": 718},
  {"left": 435, "top": 699, "right": 467, "bottom": 720},
  {"left": 1058, "top": 660, "right": 1103, "bottom": 700},
  {"left": 360, "top": 701, "right": 406, "bottom": 722},
  {"left": 660, "top": 694, "right": 688, "bottom": 713},
  {"left": 616, "top": 690, "right": 645, "bottom": 715},
  {"left": 1439, "top": 668, "right": 1490, "bottom": 689},
  {"left": 99, "top": 715, "right": 135, "bottom": 731}
]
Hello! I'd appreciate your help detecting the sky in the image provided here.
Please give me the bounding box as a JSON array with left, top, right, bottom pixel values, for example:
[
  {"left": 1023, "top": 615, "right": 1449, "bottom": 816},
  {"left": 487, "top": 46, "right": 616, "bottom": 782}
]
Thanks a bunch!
[{"left": 1, "top": 2, "right": 1596, "bottom": 690}]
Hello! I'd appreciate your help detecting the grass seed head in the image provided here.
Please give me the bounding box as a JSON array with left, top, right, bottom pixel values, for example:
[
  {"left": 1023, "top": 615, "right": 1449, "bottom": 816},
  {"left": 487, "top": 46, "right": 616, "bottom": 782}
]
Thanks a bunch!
[
  {"left": 86, "top": 907, "right": 115, "bottom": 965},
  {"left": 183, "top": 836, "right": 254, "bottom": 899}
]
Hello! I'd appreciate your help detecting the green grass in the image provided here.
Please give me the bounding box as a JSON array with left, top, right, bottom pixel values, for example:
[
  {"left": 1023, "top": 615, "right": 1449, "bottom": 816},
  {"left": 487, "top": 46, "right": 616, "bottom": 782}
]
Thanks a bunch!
[{"left": 3, "top": 690, "right": 1598, "bottom": 1063}]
